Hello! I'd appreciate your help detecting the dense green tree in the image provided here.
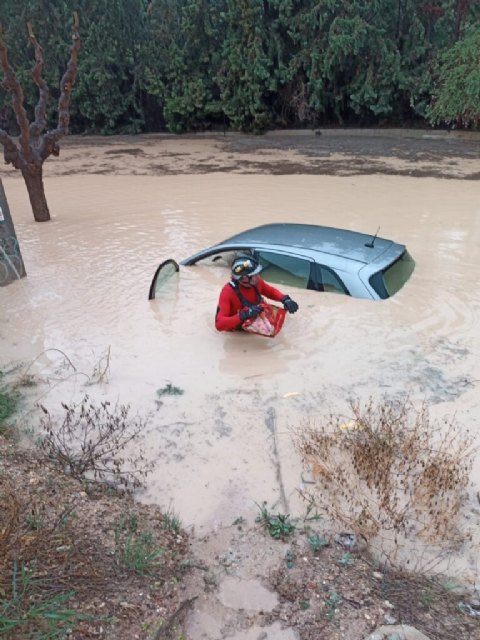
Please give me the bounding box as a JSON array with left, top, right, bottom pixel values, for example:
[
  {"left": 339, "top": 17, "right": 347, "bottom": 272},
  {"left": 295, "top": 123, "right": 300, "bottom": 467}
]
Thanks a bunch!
[
  {"left": 215, "top": 0, "right": 274, "bottom": 132},
  {"left": 69, "top": 0, "right": 147, "bottom": 133},
  {"left": 428, "top": 25, "right": 480, "bottom": 127},
  {"left": 143, "top": 0, "right": 224, "bottom": 132}
]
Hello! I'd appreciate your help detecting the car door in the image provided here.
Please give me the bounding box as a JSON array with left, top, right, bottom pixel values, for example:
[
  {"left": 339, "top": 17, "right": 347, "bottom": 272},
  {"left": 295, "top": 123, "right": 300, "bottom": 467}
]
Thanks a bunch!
[
  {"left": 148, "top": 259, "right": 180, "bottom": 300},
  {"left": 311, "top": 263, "right": 350, "bottom": 295}
]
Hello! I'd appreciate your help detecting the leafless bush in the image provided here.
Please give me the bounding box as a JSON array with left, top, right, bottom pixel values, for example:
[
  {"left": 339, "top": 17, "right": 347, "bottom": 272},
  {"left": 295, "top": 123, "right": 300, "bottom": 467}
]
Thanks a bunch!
[
  {"left": 39, "top": 395, "right": 152, "bottom": 491},
  {"left": 294, "top": 398, "right": 476, "bottom": 558}
]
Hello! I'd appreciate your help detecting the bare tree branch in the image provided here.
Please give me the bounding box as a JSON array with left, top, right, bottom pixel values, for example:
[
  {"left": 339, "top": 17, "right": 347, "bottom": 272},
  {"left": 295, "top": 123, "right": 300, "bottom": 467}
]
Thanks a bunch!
[
  {"left": 0, "top": 16, "right": 81, "bottom": 221},
  {"left": 0, "top": 27, "right": 31, "bottom": 161},
  {"left": 27, "top": 21, "right": 49, "bottom": 141},
  {"left": 0, "top": 129, "right": 20, "bottom": 167}
]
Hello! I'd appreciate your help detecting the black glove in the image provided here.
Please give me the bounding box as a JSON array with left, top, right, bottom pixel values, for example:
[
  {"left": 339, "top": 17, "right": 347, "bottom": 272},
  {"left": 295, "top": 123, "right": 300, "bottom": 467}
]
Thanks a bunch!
[
  {"left": 282, "top": 295, "right": 299, "bottom": 314},
  {"left": 239, "top": 305, "right": 263, "bottom": 322}
]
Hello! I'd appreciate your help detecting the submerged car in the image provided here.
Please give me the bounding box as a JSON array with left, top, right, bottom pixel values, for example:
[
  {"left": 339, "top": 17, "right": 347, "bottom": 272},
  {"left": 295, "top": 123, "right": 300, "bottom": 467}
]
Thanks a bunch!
[{"left": 149, "top": 223, "right": 415, "bottom": 301}]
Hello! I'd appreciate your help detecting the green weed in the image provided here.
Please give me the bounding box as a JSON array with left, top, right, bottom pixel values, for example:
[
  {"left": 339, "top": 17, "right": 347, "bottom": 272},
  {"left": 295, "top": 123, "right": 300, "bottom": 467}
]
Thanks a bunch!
[
  {"left": 255, "top": 502, "right": 296, "bottom": 540},
  {"left": 442, "top": 577, "right": 462, "bottom": 593},
  {"left": 25, "top": 512, "right": 43, "bottom": 531},
  {"left": 116, "top": 511, "right": 140, "bottom": 535},
  {"left": 156, "top": 383, "right": 184, "bottom": 397},
  {"left": 285, "top": 549, "right": 295, "bottom": 569},
  {"left": 339, "top": 551, "right": 354, "bottom": 566},
  {"left": 0, "top": 386, "right": 18, "bottom": 430},
  {"left": 232, "top": 516, "right": 246, "bottom": 527},
  {"left": 203, "top": 572, "right": 218, "bottom": 591},
  {"left": 307, "top": 534, "right": 329, "bottom": 553},
  {"left": 325, "top": 591, "right": 342, "bottom": 621},
  {"left": 420, "top": 587, "right": 433, "bottom": 607},
  {"left": 18, "top": 374, "right": 38, "bottom": 387}
]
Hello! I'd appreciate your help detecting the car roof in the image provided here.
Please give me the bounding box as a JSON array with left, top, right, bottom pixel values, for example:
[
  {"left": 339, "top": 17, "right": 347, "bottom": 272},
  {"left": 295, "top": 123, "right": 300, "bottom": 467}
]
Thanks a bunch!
[{"left": 220, "top": 223, "right": 394, "bottom": 264}]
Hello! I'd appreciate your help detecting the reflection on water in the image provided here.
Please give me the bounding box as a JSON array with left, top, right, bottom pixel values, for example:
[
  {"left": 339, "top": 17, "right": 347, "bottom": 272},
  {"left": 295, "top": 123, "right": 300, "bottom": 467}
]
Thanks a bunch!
[{"left": 1, "top": 149, "right": 480, "bottom": 582}]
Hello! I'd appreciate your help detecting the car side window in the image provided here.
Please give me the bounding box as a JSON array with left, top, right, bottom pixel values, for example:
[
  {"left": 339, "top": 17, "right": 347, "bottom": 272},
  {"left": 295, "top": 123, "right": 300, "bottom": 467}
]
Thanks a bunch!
[
  {"left": 317, "top": 265, "right": 349, "bottom": 295},
  {"left": 255, "top": 250, "right": 312, "bottom": 289}
]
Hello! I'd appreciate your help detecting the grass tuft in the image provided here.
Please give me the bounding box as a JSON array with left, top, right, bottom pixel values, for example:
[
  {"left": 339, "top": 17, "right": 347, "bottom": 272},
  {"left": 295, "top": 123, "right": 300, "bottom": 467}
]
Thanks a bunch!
[
  {"left": 0, "top": 560, "right": 88, "bottom": 638},
  {"left": 162, "top": 508, "right": 182, "bottom": 534},
  {"left": 115, "top": 513, "right": 164, "bottom": 575}
]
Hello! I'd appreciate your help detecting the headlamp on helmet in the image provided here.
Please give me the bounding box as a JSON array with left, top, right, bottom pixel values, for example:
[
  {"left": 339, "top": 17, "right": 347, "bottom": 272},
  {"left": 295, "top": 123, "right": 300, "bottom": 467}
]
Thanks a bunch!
[{"left": 231, "top": 256, "right": 262, "bottom": 280}]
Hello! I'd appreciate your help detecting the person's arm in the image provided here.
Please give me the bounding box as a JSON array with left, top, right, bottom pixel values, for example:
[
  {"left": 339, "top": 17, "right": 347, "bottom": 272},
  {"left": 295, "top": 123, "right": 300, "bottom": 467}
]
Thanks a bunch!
[
  {"left": 257, "top": 278, "right": 299, "bottom": 313},
  {"left": 215, "top": 285, "right": 243, "bottom": 331},
  {"left": 257, "top": 278, "right": 287, "bottom": 302}
]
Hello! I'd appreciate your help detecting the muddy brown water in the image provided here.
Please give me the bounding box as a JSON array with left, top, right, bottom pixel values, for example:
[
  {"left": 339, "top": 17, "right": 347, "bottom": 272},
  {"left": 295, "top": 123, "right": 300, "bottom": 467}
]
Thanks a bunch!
[{"left": 1, "top": 133, "right": 480, "bottom": 586}]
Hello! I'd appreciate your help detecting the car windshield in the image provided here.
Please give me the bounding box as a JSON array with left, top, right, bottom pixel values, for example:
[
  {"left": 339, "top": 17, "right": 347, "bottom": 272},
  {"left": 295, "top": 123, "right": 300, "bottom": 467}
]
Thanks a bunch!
[{"left": 369, "top": 250, "right": 415, "bottom": 299}]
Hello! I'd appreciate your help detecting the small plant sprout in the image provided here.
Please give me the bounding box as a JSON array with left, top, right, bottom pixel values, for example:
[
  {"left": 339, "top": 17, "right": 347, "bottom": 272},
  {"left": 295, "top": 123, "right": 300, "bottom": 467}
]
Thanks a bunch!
[
  {"left": 255, "top": 502, "right": 296, "bottom": 540},
  {"left": 232, "top": 516, "right": 246, "bottom": 528},
  {"left": 18, "top": 373, "right": 38, "bottom": 387},
  {"left": 442, "top": 577, "right": 462, "bottom": 592},
  {"left": 285, "top": 549, "right": 295, "bottom": 569},
  {"left": 339, "top": 551, "right": 354, "bottom": 566},
  {"left": 156, "top": 383, "right": 184, "bottom": 397},
  {"left": 325, "top": 591, "right": 343, "bottom": 621},
  {"left": 420, "top": 587, "right": 433, "bottom": 607},
  {"left": 307, "top": 534, "right": 329, "bottom": 554}
]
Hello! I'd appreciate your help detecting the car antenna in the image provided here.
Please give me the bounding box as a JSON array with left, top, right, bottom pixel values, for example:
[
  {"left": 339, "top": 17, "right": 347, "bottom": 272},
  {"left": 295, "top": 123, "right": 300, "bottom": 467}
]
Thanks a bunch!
[{"left": 365, "top": 226, "right": 380, "bottom": 248}]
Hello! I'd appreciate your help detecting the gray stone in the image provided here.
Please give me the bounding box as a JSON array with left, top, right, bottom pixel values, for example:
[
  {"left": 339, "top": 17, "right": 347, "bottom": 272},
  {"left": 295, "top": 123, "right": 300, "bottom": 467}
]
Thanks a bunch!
[{"left": 383, "top": 614, "right": 397, "bottom": 625}]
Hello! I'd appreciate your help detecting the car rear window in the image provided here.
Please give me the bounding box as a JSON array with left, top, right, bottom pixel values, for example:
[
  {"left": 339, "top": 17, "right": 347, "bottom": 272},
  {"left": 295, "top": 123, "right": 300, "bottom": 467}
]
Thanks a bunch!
[{"left": 369, "top": 250, "right": 415, "bottom": 299}]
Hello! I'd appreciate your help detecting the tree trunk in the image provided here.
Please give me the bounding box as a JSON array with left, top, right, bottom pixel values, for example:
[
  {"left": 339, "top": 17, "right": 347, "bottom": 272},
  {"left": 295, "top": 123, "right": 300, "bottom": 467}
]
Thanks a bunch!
[
  {"left": 0, "top": 178, "right": 26, "bottom": 286},
  {"left": 22, "top": 165, "right": 50, "bottom": 222}
]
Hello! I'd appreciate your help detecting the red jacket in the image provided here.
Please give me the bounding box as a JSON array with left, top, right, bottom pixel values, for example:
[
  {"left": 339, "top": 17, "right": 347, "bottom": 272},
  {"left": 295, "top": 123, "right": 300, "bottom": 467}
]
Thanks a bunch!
[{"left": 215, "top": 277, "right": 285, "bottom": 331}]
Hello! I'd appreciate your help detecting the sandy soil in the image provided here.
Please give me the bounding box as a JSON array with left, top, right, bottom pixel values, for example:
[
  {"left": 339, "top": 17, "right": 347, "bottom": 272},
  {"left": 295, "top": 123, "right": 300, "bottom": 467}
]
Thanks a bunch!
[{"left": 35, "top": 128, "right": 480, "bottom": 180}]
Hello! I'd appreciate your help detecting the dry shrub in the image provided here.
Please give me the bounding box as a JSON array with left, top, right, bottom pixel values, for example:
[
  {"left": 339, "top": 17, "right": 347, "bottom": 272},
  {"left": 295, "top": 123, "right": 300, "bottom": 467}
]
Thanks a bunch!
[
  {"left": 294, "top": 398, "right": 476, "bottom": 558},
  {"left": 39, "top": 395, "right": 152, "bottom": 491}
]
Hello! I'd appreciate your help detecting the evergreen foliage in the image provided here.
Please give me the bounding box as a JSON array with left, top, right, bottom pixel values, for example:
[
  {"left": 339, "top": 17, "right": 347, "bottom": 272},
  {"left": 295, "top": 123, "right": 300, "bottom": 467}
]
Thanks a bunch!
[
  {"left": 0, "top": 0, "right": 478, "bottom": 133},
  {"left": 428, "top": 25, "right": 480, "bottom": 127}
]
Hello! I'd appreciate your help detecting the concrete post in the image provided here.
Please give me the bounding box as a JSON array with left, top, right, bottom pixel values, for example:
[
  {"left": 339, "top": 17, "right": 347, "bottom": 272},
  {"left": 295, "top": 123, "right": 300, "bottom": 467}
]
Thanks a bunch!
[{"left": 0, "top": 178, "right": 26, "bottom": 286}]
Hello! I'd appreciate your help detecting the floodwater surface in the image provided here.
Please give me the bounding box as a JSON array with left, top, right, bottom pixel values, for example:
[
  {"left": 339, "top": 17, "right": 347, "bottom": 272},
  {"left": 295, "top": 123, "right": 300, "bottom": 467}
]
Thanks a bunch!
[{"left": 1, "top": 133, "right": 480, "bottom": 583}]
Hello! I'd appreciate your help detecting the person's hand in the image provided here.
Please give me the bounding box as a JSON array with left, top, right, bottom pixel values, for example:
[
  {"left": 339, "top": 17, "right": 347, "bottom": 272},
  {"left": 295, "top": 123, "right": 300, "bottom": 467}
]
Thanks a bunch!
[
  {"left": 282, "top": 295, "right": 299, "bottom": 314},
  {"left": 239, "top": 305, "right": 263, "bottom": 322}
]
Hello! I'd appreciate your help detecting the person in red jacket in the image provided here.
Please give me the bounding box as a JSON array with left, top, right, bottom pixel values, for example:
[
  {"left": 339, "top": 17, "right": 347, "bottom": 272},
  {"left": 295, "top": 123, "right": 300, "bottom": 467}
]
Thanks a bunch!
[{"left": 215, "top": 256, "right": 299, "bottom": 332}]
